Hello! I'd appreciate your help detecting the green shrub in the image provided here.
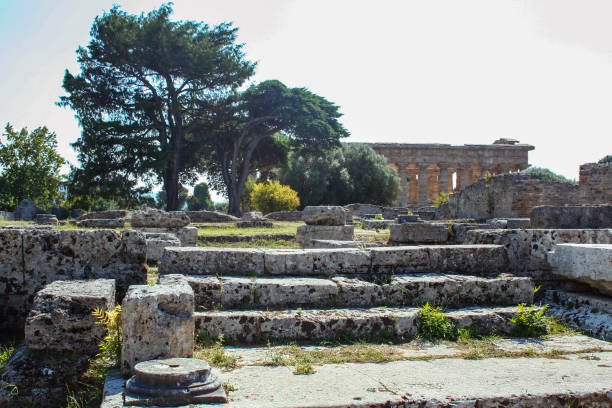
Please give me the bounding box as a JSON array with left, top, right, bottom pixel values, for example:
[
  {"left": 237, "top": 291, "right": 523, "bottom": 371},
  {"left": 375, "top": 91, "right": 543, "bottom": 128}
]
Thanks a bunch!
[
  {"left": 93, "top": 305, "right": 122, "bottom": 366},
  {"left": 374, "top": 214, "right": 383, "bottom": 220},
  {"left": 599, "top": 155, "right": 612, "bottom": 164},
  {"left": 418, "top": 303, "right": 458, "bottom": 342},
  {"left": 522, "top": 167, "right": 576, "bottom": 184},
  {"left": 510, "top": 304, "right": 549, "bottom": 337},
  {"left": 432, "top": 192, "right": 452, "bottom": 207},
  {"left": 249, "top": 180, "right": 300, "bottom": 214}
]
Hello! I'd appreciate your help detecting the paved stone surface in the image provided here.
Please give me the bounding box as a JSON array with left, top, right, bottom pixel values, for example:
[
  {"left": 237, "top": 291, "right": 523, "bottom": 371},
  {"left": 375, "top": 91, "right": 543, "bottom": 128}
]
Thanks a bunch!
[
  {"left": 25, "top": 279, "right": 115, "bottom": 353},
  {"left": 121, "top": 275, "right": 195, "bottom": 376},
  {"left": 390, "top": 222, "right": 450, "bottom": 243},
  {"left": 195, "top": 306, "right": 518, "bottom": 343},
  {"left": 302, "top": 206, "right": 347, "bottom": 225},
  {"left": 102, "top": 352, "right": 612, "bottom": 407},
  {"left": 548, "top": 244, "right": 612, "bottom": 296},
  {"left": 131, "top": 209, "right": 191, "bottom": 228},
  {"left": 493, "top": 335, "right": 611, "bottom": 353}
]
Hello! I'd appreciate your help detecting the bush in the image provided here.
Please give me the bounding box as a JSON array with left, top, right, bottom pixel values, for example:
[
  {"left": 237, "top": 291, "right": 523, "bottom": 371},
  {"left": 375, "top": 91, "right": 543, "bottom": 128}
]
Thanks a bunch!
[
  {"left": 599, "top": 155, "right": 612, "bottom": 164},
  {"left": 510, "top": 303, "right": 549, "bottom": 337},
  {"left": 249, "top": 180, "right": 300, "bottom": 214},
  {"left": 418, "top": 303, "right": 458, "bottom": 342},
  {"left": 522, "top": 167, "right": 576, "bottom": 184},
  {"left": 432, "top": 192, "right": 452, "bottom": 207}
]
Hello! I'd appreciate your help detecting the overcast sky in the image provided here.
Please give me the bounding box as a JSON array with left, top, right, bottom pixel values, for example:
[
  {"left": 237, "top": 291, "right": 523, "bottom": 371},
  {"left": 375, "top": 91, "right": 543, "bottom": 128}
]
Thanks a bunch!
[{"left": 1, "top": 0, "right": 611, "bottom": 199}]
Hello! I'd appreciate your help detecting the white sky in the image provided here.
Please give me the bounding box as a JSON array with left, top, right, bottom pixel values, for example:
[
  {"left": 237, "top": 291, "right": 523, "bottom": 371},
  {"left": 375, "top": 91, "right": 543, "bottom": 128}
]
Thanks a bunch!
[{"left": 1, "top": 0, "right": 611, "bottom": 200}]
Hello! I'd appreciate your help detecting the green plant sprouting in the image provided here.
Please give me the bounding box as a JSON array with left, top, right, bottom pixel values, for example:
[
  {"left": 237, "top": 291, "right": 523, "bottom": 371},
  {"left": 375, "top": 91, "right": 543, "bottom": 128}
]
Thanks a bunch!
[
  {"left": 418, "top": 303, "right": 458, "bottom": 342},
  {"left": 92, "top": 305, "right": 122, "bottom": 366},
  {"left": 510, "top": 304, "right": 549, "bottom": 337}
]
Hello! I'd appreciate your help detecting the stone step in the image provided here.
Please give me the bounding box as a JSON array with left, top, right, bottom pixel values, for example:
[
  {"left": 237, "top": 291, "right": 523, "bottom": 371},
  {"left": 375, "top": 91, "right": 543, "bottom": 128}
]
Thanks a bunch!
[
  {"left": 159, "top": 244, "right": 507, "bottom": 276},
  {"left": 194, "top": 306, "right": 518, "bottom": 343},
  {"left": 188, "top": 273, "right": 533, "bottom": 310},
  {"left": 545, "top": 290, "right": 612, "bottom": 341}
]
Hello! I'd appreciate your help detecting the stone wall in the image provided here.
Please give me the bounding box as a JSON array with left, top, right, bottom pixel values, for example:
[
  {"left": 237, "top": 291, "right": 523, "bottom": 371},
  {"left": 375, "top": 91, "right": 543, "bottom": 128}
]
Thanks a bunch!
[
  {"left": 0, "top": 228, "right": 147, "bottom": 330},
  {"left": 531, "top": 205, "right": 612, "bottom": 229},
  {"left": 438, "top": 162, "right": 612, "bottom": 220}
]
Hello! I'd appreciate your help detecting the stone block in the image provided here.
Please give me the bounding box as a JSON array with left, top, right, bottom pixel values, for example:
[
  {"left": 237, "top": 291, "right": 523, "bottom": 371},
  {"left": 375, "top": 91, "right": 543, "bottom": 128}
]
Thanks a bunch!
[
  {"left": 531, "top": 205, "right": 612, "bottom": 229},
  {"left": 332, "top": 276, "right": 384, "bottom": 307},
  {"left": 186, "top": 275, "right": 222, "bottom": 309},
  {"left": 253, "top": 277, "right": 338, "bottom": 307},
  {"left": 361, "top": 219, "right": 395, "bottom": 229},
  {"left": 78, "top": 210, "right": 130, "bottom": 221},
  {"left": 236, "top": 220, "right": 273, "bottom": 228},
  {"left": 370, "top": 246, "right": 430, "bottom": 274},
  {"left": 311, "top": 248, "right": 371, "bottom": 274},
  {"left": 264, "top": 249, "right": 314, "bottom": 275},
  {"left": 242, "top": 211, "right": 265, "bottom": 221},
  {"left": 264, "top": 210, "right": 302, "bottom": 221},
  {"left": 121, "top": 276, "right": 194, "bottom": 376},
  {"left": 159, "top": 247, "right": 265, "bottom": 276},
  {"left": 35, "top": 214, "right": 58, "bottom": 225},
  {"left": 220, "top": 277, "right": 254, "bottom": 308},
  {"left": 302, "top": 206, "right": 347, "bottom": 225},
  {"left": 548, "top": 244, "right": 612, "bottom": 296},
  {"left": 25, "top": 279, "right": 115, "bottom": 353},
  {"left": 427, "top": 245, "right": 507, "bottom": 274},
  {"left": 78, "top": 218, "right": 126, "bottom": 228},
  {"left": 390, "top": 222, "right": 449, "bottom": 243},
  {"left": 296, "top": 224, "right": 354, "bottom": 247},
  {"left": 131, "top": 209, "right": 191, "bottom": 228},
  {"left": 145, "top": 233, "right": 181, "bottom": 263},
  {"left": 185, "top": 210, "right": 239, "bottom": 223},
  {"left": 310, "top": 240, "right": 377, "bottom": 249},
  {"left": 14, "top": 198, "right": 39, "bottom": 220},
  {"left": 136, "top": 227, "right": 197, "bottom": 246}
]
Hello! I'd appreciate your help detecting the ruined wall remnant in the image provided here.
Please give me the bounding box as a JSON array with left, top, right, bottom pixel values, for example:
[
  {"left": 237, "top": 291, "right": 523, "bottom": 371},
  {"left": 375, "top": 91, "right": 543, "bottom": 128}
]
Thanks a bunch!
[
  {"left": 438, "top": 161, "right": 612, "bottom": 220},
  {"left": 0, "top": 228, "right": 147, "bottom": 330},
  {"left": 531, "top": 205, "right": 612, "bottom": 229}
]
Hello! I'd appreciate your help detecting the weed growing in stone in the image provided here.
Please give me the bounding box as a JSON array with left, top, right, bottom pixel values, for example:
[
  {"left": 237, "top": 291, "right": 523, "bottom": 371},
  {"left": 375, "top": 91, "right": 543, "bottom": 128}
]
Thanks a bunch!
[
  {"left": 195, "top": 334, "right": 239, "bottom": 370},
  {"left": 92, "top": 305, "right": 122, "bottom": 366},
  {"left": 418, "top": 303, "right": 458, "bottom": 342},
  {"left": 0, "top": 344, "right": 16, "bottom": 371},
  {"left": 293, "top": 355, "right": 316, "bottom": 375},
  {"left": 510, "top": 304, "right": 549, "bottom": 337}
]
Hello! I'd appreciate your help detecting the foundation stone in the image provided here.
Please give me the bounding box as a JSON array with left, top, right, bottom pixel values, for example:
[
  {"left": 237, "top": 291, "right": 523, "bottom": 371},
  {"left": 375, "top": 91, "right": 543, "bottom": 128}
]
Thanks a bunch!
[
  {"left": 78, "top": 218, "right": 126, "bottom": 228},
  {"left": 144, "top": 233, "right": 181, "bottom": 263},
  {"left": 531, "top": 205, "right": 612, "bottom": 229},
  {"left": 303, "top": 206, "right": 347, "bottom": 225},
  {"left": 548, "top": 244, "right": 612, "bottom": 296},
  {"left": 296, "top": 225, "right": 354, "bottom": 247},
  {"left": 390, "top": 222, "right": 449, "bottom": 243},
  {"left": 25, "top": 279, "right": 115, "bottom": 353},
  {"left": 131, "top": 209, "right": 191, "bottom": 228},
  {"left": 121, "top": 275, "right": 194, "bottom": 377}
]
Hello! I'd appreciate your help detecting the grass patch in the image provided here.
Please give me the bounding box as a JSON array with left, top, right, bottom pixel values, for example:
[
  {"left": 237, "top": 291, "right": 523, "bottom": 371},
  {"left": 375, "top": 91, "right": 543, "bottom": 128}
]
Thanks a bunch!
[
  {"left": 194, "top": 334, "right": 239, "bottom": 370},
  {"left": 147, "top": 267, "right": 159, "bottom": 285},
  {"left": 196, "top": 221, "right": 302, "bottom": 237},
  {"left": 198, "top": 238, "right": 300, "bottom": 249}
]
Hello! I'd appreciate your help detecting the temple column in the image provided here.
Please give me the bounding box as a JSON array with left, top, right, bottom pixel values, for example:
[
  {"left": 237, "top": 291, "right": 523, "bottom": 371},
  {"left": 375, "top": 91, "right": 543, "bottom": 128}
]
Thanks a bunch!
[
  {"left": 398, "top": 166, "right": 408, "bottom": 206},
  {"left": 418, "top": 167, "right": 428, "bottom": 204},
  {"left": 439, "top": 166, "right": 449, "bottom": 194},
  {"left": 407, "top": 167, "right": 419, "bottom": 204},
  {"left": 457, "top": 167, "right": 470, "bottom": 191}
]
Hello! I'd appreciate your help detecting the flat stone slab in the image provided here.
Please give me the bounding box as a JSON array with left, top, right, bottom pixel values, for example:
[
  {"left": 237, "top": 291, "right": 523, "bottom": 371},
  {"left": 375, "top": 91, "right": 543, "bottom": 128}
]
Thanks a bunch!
[
  {"left": 302, "top": 206, "right": 347, "bottom": 225},
  {"left": 189, "top": 273, "right": 532, "bottom": 310},
  {"left": 195, "top": 306, "right": 518, "bottom": 343},
  {"left": 548, "top": 244, "right": 612, "bottom": 296},
  {"left": 160, "top": 245, "right": 507, "bottom": 276},
  {"left": 389, "top": 222, "right": 449, "bottom": 243},
  {"left": 296, "top": 225, "right": 354, "bottom": 247},
  {"left": 493, "top": 335, "right": 612, "bottom": 353},
  {"left": 102, "top": 352, "right": 612, "bottom": 407}
]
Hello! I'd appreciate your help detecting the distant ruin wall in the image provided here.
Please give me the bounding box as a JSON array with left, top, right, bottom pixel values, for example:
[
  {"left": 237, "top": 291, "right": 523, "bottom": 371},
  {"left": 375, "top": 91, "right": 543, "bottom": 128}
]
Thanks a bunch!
[
  {"left": 0, "top": 228, "right": 147, "bottom": 331},
  {"left": 438, "top": 162, "right": 611, "bottom": 220}
]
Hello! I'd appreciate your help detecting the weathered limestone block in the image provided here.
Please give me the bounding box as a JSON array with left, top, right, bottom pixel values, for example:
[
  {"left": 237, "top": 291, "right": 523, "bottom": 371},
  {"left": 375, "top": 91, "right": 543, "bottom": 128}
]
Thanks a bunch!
[
  {"left": 14, "top": 198, "right": 39, "bottom": 220},
  {"left": 311, "top": 248, "right": 371, "bottom": 274},
  {"left": 186, "top": 275, "right": 222, "bottom": 309},
  {"left": 427, "top": 245, "right": 508, "bottom": 274},
  {"left": 263, "top": 249, "right": 315, "bottom": 275},
  {"left": 332, "top": 276, "right": 384, "bottom": 307},
  {"left": 0, "top": 228, "right": 146, "bottom": 331},
  {"left": 77, "top": 218, "right": 126, "bottom": 228},
  {"left": 296, "top": 225, "right": 354, "bottom": 247},
  {"left": 447, "top": 307, "right": 516, "bottom": 335},
  {"left": 131, "top": 209, "right": 191, "bottom": 228},
  {"left": 545, "top": 289, "right": 612, "bottom": 340},
  {"left": 35, "top": 214, "right": 58, "bottom": 225},
  {"left": 390, "top": 222, "right": 449, "bottom": 244},
  {"left": 361, "top": 219, "right": 395, "bottom": 229},
  {"left": 121, "top": 275, "right": 194, "bottom": 376},
  {"left": 264, "top": 210, "right": 302, "bottom": 221},
  {"left": 310, "top": 239, "right": 379, "bottom": 248},
  {"left": 548, "top": 244, "right": 612, "bottom": 296},
  {"left": 253, "top": 277, "right": 338, "bottom": 307},
  {"left": 242, "top": 211, "right": 265, "bottom": 221},
  {"left": 220, "top": 277, "right": 254, "bottom": 308},
  {"left": 465, "top": 228, "right": 612, "bottom": 276},
  {"left": 25, "top": 279, "right": 115, "bottom": 353},
  {"left": 136, "top": 226, "right": 197, "bottom": 246},
  {"left": 370, "top": 246, "right": 430, "bottom": 274},
  {"left": 450, "top": 223, "right": 492, "bottom": 243},
  {"left": 487, "top": 218, "right": 531, "bottom": 229},
  {"left": 531, "top": 205, "right": 612, "bottom": 229},
  {"left": 185, "top": 210, "right": 239, "bottom": 223},
  {"left": 144, "top": 232, "right": 181, "bottom": 263},
  {"left": 160, "top": 247, "right": 265, "bottom": 275},
  {"left": 302, "top": 206, "right": 347, "bottom": 225}
]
